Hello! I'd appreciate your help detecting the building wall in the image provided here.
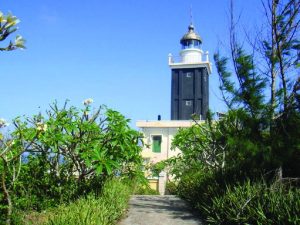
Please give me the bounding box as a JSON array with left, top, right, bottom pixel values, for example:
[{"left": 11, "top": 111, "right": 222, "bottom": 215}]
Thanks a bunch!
[
  {"left": 141, "top": 127, "right": 180, "bottom": 163},
  {"left": 139, "top": 126, "right": 181, "bottom": 195}
]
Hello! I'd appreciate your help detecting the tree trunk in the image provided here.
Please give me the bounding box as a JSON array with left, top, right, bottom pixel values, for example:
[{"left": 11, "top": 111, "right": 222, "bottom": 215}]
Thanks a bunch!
[
  {"left": 270, "top": 0, "right": 277, "bottom": 122},
  {"left": 1, "top": 159, "right": 12, "bottom": 225}
]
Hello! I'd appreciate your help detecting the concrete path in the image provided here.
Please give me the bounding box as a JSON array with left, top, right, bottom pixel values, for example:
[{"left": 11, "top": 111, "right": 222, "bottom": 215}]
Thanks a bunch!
[{"left": 118, "top": 195, "right": 203, "bottom": 225}]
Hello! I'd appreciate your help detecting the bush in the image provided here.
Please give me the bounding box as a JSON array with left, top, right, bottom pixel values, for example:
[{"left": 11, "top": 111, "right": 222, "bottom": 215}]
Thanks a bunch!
[
  {"left": 18, "top": 179, "right": 131, "bottom": 225},
  {"left": 165, "top": 181, "right": 177, "bottom": 195},
  {"left": 177, "top": 169, "right": 222, "bottom": 208}
]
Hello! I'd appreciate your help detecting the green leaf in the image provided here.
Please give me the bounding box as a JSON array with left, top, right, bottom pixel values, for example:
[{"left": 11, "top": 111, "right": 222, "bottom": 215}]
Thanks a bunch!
[{"left": 95, "top": 164, "right": 103, "bottom": 175}]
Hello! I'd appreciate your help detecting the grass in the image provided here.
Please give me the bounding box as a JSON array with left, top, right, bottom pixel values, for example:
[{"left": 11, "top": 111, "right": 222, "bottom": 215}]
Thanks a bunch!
[
  {"left": 19, "top": 179, "right": 131, "bottom": 225},
  {"left": 176, "top": 169, "right": 300, "bottom": 225},
  {"left": 203, "top": 180, "right": 300, "bottom": 225},
  {"left": 133, "top": 185, "right": 159, "bottom": 195}
]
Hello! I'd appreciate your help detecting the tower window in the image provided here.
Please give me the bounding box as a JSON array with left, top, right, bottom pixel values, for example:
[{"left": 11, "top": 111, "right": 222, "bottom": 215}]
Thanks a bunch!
[
  {"left": 186, "top": 72, "right": 192, "bottom": 78},
  {"left": 152, "top": 135, "right": 162, "bottom": 153},
  {"left": 186, "top": 100, "right": 192, "bottom": 106}
]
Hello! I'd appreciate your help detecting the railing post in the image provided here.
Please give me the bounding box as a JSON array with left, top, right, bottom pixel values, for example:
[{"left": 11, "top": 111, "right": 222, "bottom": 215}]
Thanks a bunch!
[
  {"left": 168, "top": 53, "right": 173, "bottom": 64},
  {"left": 205, "top": 51, "right": 209, "bottom": 62}
]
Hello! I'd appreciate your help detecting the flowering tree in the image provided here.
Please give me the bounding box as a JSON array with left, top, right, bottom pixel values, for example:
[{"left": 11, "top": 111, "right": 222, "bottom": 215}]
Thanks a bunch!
[
  {"left": 0, "top": 100, "right": 144, "bottom": 224},
  {"left": 0, "top": 10, "right": 25, "bottom": 224}
]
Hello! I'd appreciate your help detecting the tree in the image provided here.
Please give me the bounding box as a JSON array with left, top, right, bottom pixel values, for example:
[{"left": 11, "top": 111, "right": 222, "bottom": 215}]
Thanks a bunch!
[
  {"left": 259, "top": 0, "right": 300, "bottom": 177},
  {"left": 0, "top": 10, "right": 25, "bottom": 224},
  {"left": 167, "top": 0, "right": 299, "bottom": 183},
  {"left": 260, "top": 0, "right": 300, "bottom": 116},
  {"left": 214, "top": 0, "right": 300, "bottom": 177}
]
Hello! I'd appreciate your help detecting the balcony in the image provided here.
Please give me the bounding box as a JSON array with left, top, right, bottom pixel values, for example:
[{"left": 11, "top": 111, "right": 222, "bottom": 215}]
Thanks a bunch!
[{"left": 168, "top": 50, "right": 212, "bottom": 73}]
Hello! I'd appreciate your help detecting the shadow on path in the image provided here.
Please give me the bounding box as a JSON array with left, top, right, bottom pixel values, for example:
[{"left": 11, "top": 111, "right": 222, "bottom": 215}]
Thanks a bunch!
[{"left": 118, "top": 195, "right": 204, "bottom": 225}]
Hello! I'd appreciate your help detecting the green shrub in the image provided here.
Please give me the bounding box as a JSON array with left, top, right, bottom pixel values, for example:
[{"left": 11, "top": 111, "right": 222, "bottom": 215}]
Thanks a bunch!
[
  {"left": 177, "top": 169, "right": 222, "bottom": 208},
  {"left": 19, "top": 179, "right": 131, "bottom": 225},
  {"left": 165, "top": 181, "right": 178, "bottom": 195}
]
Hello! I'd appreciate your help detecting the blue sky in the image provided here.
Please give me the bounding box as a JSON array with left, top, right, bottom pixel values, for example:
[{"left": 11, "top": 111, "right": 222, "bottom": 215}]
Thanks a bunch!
[{"left": 1, "top": 0, "right": 263, "bottom": 127}]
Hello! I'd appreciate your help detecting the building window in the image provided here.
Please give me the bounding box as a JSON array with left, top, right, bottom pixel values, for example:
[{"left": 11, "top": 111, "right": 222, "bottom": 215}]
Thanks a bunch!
[
  {"left": 186, "top": 100, "right": 192, "bottom": 106},
  {"left": 152, "top": 135, "right": 162, "bottom": 153}
]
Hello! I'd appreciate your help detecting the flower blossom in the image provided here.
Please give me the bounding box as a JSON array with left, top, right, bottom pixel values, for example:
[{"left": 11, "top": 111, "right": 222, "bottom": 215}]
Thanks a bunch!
[
  {"left": 83, "top": 98, "right": 93, "bottom": 106},
  {"left": 36, "top": 122, "right": 47, "bottom": 132},
  {"left": 0, "top": 118, "right": 9, "bottom": 128}
]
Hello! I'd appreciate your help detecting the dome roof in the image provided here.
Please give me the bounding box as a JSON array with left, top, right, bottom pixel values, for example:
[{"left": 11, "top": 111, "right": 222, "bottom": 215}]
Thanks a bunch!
[{"left": 180, "top": 24, "right": 202, "bottom": 44}]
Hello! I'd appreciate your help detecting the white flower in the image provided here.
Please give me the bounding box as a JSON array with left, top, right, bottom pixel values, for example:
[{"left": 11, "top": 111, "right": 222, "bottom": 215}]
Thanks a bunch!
[
  {"left": 0, "top": 118, "right": 9, "bottom": 128},
  {"left": 36, "top": 122, "right": 47, "bottom": 132},
  {"left": 83, "top": 98, "right": 94, "bottom": 106}
]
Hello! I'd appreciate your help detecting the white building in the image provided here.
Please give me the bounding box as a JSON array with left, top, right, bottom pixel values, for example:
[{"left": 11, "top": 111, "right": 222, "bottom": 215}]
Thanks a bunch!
[{"left": 136, "top": 120, "right": 197, "bottom": 194}]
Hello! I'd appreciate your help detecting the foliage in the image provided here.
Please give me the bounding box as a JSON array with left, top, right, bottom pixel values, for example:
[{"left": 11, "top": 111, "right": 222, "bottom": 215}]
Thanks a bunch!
[
  {"left": 16, "top": 179, "right": 131, "bottom": 225},
  {"left": 171, "top": 112, "right": 226, "bottom": 173},
  {"left": 176, "top": 169, "right": 224, "bottom": 210},
  {"left": 165, "top": 181, "right": 178, "bottom": 195},
  {"left": 0, "top": 100, "right": 144, "bottom": 224},
  {"left": 215, "top": 48, "right": 267, "bottom": 115},
  {"left": 0, "top": 11, "right": 25, "bottom": 51}
]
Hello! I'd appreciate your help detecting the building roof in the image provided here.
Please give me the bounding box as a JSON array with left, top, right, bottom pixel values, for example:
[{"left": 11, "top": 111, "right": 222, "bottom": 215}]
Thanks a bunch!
[{"left": 136, "top": 120, "right": 203, "bottom": 128}]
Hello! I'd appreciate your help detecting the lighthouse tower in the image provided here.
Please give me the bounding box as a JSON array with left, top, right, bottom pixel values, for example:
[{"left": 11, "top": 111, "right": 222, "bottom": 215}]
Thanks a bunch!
[
  {"left": 136, "top": 22, "right": 212, "bottom": 195},
  {"left": 169, "top": 23, "right": 211, "bottom": 120}
]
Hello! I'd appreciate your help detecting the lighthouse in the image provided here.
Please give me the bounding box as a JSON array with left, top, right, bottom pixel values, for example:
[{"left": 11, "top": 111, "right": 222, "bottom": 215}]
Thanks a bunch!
[
  {"left": 136, "top": 22, "right": 211, "bottom": 195},
  {"left": 169, "top": 23, "right": 211, "bottom": 120}
]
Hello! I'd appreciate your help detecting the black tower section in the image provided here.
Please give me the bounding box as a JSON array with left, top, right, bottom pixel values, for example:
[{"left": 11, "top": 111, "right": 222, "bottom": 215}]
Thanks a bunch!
[{"left": 171, "top": 67, "right": 209, "bottom": 120}]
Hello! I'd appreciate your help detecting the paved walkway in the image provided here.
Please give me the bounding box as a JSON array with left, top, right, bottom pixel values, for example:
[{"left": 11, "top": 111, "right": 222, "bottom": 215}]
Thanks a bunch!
[{"left": 118, "top": 195, "right": 203, "bottom": 225}]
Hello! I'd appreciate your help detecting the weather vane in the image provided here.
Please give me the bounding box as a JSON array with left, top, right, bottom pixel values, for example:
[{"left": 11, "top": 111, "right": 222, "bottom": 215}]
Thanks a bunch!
[{"left": 190, "top": 4, "right": 193, "bottom": 25}]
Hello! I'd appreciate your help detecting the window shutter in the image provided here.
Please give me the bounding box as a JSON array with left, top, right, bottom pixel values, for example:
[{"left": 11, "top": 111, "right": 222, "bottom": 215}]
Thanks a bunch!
[{"left": 152, "top": 136, "right": 162, "bottom": 153}]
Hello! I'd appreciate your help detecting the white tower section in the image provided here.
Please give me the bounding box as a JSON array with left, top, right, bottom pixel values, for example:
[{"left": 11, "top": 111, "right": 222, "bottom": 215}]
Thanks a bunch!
[{"left": 168, "top": 24, "right": 212, "bottom": 73}]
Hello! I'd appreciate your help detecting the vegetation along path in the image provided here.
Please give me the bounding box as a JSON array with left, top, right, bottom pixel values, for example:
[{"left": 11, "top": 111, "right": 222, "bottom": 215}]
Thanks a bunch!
[{"left": 118, "top": 195, "right": 203, "bottom": 225}]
